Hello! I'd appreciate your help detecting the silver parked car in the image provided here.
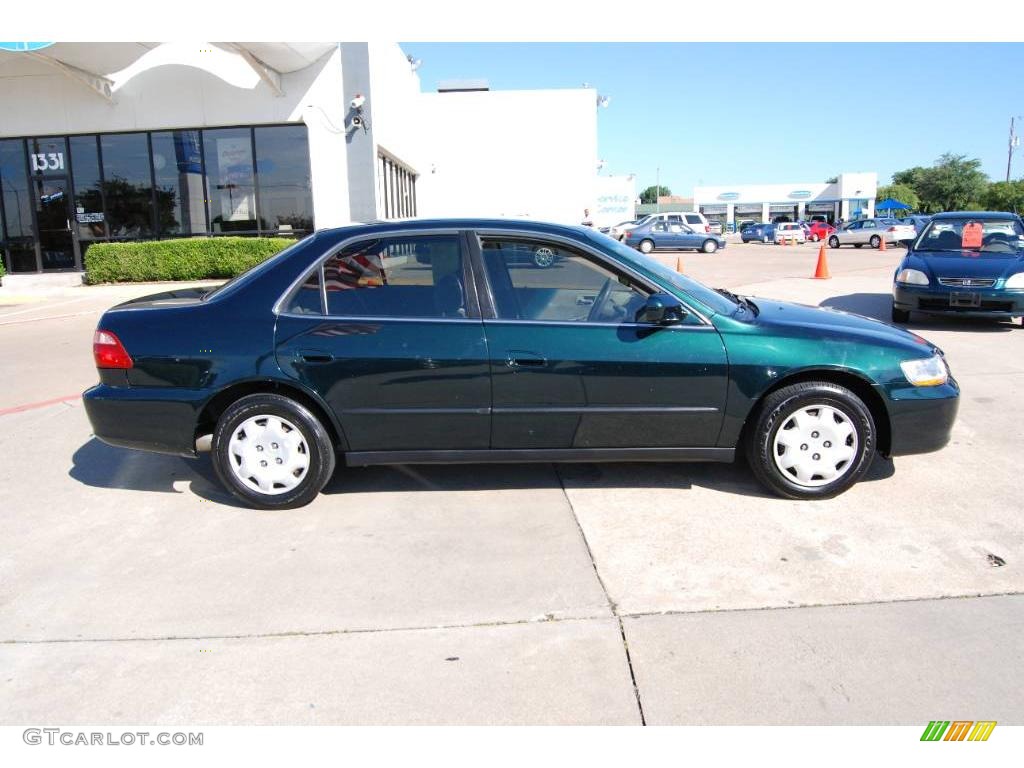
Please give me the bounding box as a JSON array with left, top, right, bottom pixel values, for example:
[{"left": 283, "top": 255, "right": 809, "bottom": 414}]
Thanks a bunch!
[{"left": 828, "top": 218, "right": 917, "bottom": 249}]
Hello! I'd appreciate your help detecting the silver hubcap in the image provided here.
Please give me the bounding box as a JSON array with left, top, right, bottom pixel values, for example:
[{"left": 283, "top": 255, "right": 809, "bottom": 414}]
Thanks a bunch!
[
  {"left": 704, "top": 241, "right": 716, "bottom": 252},
  {"left": 640, "top": 241, "right": 653, "bottom": 253},
  {"left": 534, "top": 248, "right": 555, "bottom": 267},
  {"left": 772, "top": 404, "right": 858, "bottom": 488},
  {"left": 228, "top": 414, "right": 310, "bottom": 495}
]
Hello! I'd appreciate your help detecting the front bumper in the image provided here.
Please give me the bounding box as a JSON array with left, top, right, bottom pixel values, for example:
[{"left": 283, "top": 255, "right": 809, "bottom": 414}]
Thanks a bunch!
[
  {"left": 885, "top": 380, "right": 960, "bottom": 457},
  {"left": 893, "top": 284, "right": 1024, "bottom": 318},
  {"left": 83, "top": 384, "right": 205, "bottom": 457}
]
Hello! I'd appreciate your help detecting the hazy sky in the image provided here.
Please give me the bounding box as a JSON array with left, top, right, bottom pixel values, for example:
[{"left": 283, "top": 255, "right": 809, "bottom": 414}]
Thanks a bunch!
[{"left": 403, "top": 42, "right": 1024, "bottom": 195}]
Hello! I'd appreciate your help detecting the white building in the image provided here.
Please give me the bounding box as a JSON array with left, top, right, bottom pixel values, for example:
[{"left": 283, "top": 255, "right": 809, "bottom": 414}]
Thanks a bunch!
[
  {"left": 693, "top": 172, "right": 878, "bottom": 228},
  {"left": 0, "top": 42, "right": 611, "bottom": 276}
]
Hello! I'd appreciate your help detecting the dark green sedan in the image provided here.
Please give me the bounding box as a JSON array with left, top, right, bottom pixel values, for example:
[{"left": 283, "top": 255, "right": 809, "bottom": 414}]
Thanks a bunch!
[{"left": 83, "top": 219, "right": 959, "bottom": 509}]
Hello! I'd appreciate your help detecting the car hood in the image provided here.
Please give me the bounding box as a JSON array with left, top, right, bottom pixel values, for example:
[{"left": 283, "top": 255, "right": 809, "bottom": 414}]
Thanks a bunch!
[
  {"left": 911, "top": 250, "right": 1024, "bottom": 280},
  {"left": 747, "top": 297, "right": 935, "bottom": 353},
  {"left": 112, "top": 286, "right": 213, "bottom": 310}
]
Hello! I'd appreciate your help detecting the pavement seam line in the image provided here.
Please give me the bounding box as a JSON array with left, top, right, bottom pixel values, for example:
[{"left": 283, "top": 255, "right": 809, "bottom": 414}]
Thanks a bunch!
[
  {"left": 0, "top": 612, "right": 611, "bottom": 646},
  {"left": 554, "top": 464, "right": 647, "bottom": 726}
]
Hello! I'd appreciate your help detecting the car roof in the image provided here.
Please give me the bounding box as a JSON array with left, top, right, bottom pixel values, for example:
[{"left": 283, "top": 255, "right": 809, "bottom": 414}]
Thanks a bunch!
[
  {"left": 930, "top": 211, "right": 1019, "bottom": 220},
  {"left": 316, "top": 218, "right": 595, "bottom": 240}
]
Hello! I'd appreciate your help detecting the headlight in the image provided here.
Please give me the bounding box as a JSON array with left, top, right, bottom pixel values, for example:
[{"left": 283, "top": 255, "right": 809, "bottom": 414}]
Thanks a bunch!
[
  {"left": 900, "top": 355, "right": 949, "bottom": 387},
  {"left": 896, "top": 268, "right": 929, "bottom": 286},
  {"left": 1005, "top": 272, "right": 1024, "bottom": 289}
]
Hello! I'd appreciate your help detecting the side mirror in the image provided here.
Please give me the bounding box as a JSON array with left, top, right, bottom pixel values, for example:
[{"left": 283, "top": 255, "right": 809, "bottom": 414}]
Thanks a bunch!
[{"left": 636, "top": 293, "right": 688, "bottom": 325}]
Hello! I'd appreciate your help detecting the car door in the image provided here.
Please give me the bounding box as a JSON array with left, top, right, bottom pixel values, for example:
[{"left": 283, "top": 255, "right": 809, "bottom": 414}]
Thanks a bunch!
[
  {"left": 648, "top": 221, "right": 671, "bottom": 248},
  {"left": 470, "top": 231, "right": 728, "bottom": 450},
  {"left": 857, "top": 220, "right": 877, "bottom": 244},
  {"left": 668, "top": 222, "right": 699, "bottom": 249},
  {"left": 274, "top": 230, "right": 491, "bottom": 452},
  {"left": 839, "top": 221, "right": 861, "bottom": 244}
]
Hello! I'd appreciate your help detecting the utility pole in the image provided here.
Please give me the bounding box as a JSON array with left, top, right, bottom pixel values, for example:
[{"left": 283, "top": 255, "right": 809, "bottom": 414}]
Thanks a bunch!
[
  {"left": 655, "top": 166, "right": 660, "bottom": 213},
  {"left": 1008, "top": 116, "right": 1020, "bottom": 183}
]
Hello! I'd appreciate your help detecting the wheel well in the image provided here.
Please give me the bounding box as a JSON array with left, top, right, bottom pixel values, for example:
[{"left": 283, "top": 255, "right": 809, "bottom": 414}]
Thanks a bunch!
[
  {"left": 739, "top": 370, "right": 892, "bottom": 456},
  {"left": 196, "top": 380, "right": 342, "bottom": 449}
]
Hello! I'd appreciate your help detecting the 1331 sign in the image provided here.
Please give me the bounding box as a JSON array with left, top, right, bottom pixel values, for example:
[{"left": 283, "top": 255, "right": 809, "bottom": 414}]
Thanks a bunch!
[{"left": 30, "top": 152, "right": 65, "bottom": 172}]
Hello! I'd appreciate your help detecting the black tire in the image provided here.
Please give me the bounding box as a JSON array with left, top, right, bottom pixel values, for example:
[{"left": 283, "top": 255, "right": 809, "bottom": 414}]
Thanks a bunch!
[
  {"left": 891, "top": 305, "right": 911, "bottom": 323},
  {"left": 745, "top": 381, "right": 876, "bottom": 500},
  {"left": 639, "top": 239, "right": 654, "bottom": 254},
  {"left": 828, "top": 236, "right": 840, "bottom": 248},
  {"left": 212, "top": 393, "right": 336, "bottom": 509},
  {"left": 702, "top": 239, "right": 718, "bottom": 253},
  {"left": 869, "top": 235, "right": 881, "bottom": 249}
]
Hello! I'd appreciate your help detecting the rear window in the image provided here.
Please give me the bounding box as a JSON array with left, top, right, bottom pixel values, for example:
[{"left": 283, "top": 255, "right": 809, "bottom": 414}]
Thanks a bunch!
[{"left": 917, "top": 218, "right": 1024, "bottom": 252}]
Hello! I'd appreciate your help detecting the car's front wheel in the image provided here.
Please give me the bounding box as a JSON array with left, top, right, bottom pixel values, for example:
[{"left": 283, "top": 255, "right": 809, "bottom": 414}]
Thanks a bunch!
[
  {"left": 638, "top": 239, "right": 654, "bottom": 254},
  {"left": 212, "top": 393, "right": 336, "bottom": 509},
  {"left": 828, "top": 236, "right": 840, "bottom": 248},
  {"left": 746, "top": 381, "right": 876, "bottom": 499},
  {"left": 810, "top": 233, "right": 819, "bottom": 242},
  {"left": 533, "top": 247, "right": 556, "bottom": 268},
  {"left": 869, "top": 235, "right": 881, "bottom": 249},
  {"left": 702, "top": 239, "right": 718, "bottom": 253}
]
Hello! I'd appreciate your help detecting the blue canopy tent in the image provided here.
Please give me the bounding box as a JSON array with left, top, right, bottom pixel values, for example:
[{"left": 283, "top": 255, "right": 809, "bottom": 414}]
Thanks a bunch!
[{"left": 875, "top": 198, "right": 911, "bottom": 216}]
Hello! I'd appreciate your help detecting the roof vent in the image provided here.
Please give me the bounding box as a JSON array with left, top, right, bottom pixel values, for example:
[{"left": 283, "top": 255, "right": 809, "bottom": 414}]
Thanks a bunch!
[{"left": 437, "top": 78, "right": 489, "bottom": 92}]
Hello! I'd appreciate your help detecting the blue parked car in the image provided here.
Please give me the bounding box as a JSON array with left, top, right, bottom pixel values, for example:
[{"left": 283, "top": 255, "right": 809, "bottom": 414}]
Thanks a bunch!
[
  {"left": 891, "top": 211, "right": 1024, "bottom": 324},
  {"left": 741, "top": 223, "right": 776, "bottom": 243},
  {"left": 625, "top": 220, "right": 727, "bottom": 254}
]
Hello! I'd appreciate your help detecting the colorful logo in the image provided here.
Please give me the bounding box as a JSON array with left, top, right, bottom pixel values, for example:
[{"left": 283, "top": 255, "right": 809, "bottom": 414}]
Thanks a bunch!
[
  {"left": 920, "top": 721, "right": 996, "bottom": 741},
  {"left": 789, "top": 190, "right": 813, "bottom": 199},
  {"left": 718, "top": 192, "right": 740, "bottom": 201}
]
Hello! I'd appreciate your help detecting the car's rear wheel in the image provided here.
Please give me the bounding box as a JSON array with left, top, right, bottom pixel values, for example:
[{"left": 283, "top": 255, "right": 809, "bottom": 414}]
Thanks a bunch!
[
  {"left": 702, "top": 239, "right": 718, "bottom": 253},
  {"left": 891, "top": 305, "right": 911, "bottom": 323},
  {"left": 746, "top": 381, "right": 875, "bottom": 499},
  {"left": 639, "top": 239, "right": 654, "bottom": 254},
  {"left": 810, "top": 233, "right": 819, "bottom": 242},
  {"left": 869, "top": 235, "right": 881, "bottom": 249},
  {"left": 533, "top": 247, "right": 556, "bottom": 268},
  {"left": 828, "top": 236, "right": 840, "bottom": 248},
  {"left": 212, "top": 393, "right": 335, "bottom": 509}
]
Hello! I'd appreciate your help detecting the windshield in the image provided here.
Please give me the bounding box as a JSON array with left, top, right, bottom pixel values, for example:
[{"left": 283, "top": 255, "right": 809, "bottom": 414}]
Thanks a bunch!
[
  {"left": 586, "top": 230, "right": 741, "bottom": 316},
  {"left": 202, "top": 235, "right": 313, "bottom": 301},
  {"left": 915, "top": 218, "right": 1024, "bottom": 253}
]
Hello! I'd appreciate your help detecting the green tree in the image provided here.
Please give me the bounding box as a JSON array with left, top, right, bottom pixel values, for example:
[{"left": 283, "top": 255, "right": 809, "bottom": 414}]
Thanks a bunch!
[
  {"left": 892, "top": 166, "right": 926, "bottom": 188},
  {"left": 876, "top": 183, "right": 920, "bottom": 211},
  {"left": 982, "top": 180, "right": 1024, "bottom": 213},
  {"left": 913, "top": 153, "right": 989, "bottom": 212},
  {"left": 639, "top": 185, "right": 671, "bottom": 204}
]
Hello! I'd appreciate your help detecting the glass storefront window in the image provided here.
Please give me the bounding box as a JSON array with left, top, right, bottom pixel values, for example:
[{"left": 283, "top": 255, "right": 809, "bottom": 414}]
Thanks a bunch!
[
  {"left": 100, "top": 133, "right": 154, "bottom": 238},
  {"left": 1, "top": 139, "right": 32, "bottom": 239},
  {"left": 152, "top": 130, "right": 207, "bottom": 235},
  {"left": 254, "top": 125, "right": 313, "bottom": 234},
  {"left": 69, "top": 135, "right": 107, "bottom": 240},
  {"left": 203, "top": 128, "right": 257, "bottom": 233}
]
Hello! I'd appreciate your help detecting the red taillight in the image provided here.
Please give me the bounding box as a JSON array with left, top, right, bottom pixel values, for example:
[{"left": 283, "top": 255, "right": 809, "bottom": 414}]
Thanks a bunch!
[
  {"left": 888, "top": 226, "right": 897, "bottom": 232},
  {"left": 705, "top": 225, "right": 710, "bottom": 232},
  {"left": 93, "top": 329, "right": 133, "bottom": 369}
]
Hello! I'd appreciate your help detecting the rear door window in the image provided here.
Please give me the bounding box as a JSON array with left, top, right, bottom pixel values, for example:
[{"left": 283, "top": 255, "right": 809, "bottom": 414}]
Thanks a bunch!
[{"left": 317, "top": 234, "right": 469, "bottom": 319}]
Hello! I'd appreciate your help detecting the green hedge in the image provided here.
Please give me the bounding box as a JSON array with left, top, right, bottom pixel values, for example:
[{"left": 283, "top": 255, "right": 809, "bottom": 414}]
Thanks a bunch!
[
  {"left": 84, "top": 237, "right": 296, "bottom": 284},
  {"left": 0, "top": 258, "right": 6, "bottom": 279}
]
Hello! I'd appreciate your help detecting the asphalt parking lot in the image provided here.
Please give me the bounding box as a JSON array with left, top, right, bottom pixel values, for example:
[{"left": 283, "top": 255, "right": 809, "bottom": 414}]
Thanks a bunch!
[{"left": 1, "top": 241, "right": 1022, "bottom": 725}]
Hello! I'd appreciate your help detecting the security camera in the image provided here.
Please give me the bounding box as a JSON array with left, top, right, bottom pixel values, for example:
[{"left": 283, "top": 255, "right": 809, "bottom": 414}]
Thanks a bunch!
[
  {"left": 349, "top": 93, "right": 366, "bottom": 110},
  {"left": 351, "top": 114, "right": 363, "bottom": 127}
]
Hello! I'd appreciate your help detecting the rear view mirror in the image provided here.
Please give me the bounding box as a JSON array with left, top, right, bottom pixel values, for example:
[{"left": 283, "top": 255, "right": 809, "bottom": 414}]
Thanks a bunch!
[{"left": 637, "top": 293, "right": 687, "bottom": 325}]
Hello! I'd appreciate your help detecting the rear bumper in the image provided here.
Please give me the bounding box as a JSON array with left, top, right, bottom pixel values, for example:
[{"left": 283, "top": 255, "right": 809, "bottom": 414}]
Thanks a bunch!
[
  {"left": 893, "top": 285, "right": 1024, "bottom": 318},
  {"left": 885, "top": 381, "right": 960, "bottom": 457},
  {"left": 83, "top": 384, "right": 204, "bottom": 457}
]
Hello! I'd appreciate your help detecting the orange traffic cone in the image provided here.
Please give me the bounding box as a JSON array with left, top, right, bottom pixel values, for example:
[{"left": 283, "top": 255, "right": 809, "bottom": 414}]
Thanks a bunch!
[
  {"left": 675, "top": 255, "right": 684, "bottom": 273},
  {"left": 878, "top": 236, "right": 887, "bottom": 252},
  {"left": 813, "top": 242, "right": 831, "bottom": 279}
]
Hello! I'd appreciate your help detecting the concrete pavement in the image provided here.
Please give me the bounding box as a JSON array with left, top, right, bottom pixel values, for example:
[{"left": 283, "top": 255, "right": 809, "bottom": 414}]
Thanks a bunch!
[{"left": 1, "top": 246, "right": 1021, "bottom": 724}]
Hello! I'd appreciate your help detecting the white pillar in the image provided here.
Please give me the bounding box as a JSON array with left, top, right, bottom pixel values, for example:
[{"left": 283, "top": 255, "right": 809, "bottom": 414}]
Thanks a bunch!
[
  {"left": 761, "top": 202, "right": 770, "bottom": 223},
  {"left": 726, "top": 202, "right": 735, "bottom": 226},
  {"left": 797, "top": 202, "right": 806, "bottom": 220},
  {"left": 300, "top": 47, "right": 352, "bottom": 228}
]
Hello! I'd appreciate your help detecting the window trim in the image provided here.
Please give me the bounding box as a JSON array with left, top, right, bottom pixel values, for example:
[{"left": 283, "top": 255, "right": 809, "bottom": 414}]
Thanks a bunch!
[
  {"left": 275, "top": 228, "right": 481, "bottom": 322},
  {"left": 467, "top": 228, "right": 713, "bottom": 327}
]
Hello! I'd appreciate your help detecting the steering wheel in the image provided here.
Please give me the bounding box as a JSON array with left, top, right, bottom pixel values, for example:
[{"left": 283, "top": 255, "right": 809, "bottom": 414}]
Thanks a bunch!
[{"left": 587, "top": 277, "right": 614, "bottom": 322}]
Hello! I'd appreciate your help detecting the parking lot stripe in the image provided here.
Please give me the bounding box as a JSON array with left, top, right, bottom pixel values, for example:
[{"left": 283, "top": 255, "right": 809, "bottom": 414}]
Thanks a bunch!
[{"left": 0, "top": 393, "right": 81, "bottom": 417}]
